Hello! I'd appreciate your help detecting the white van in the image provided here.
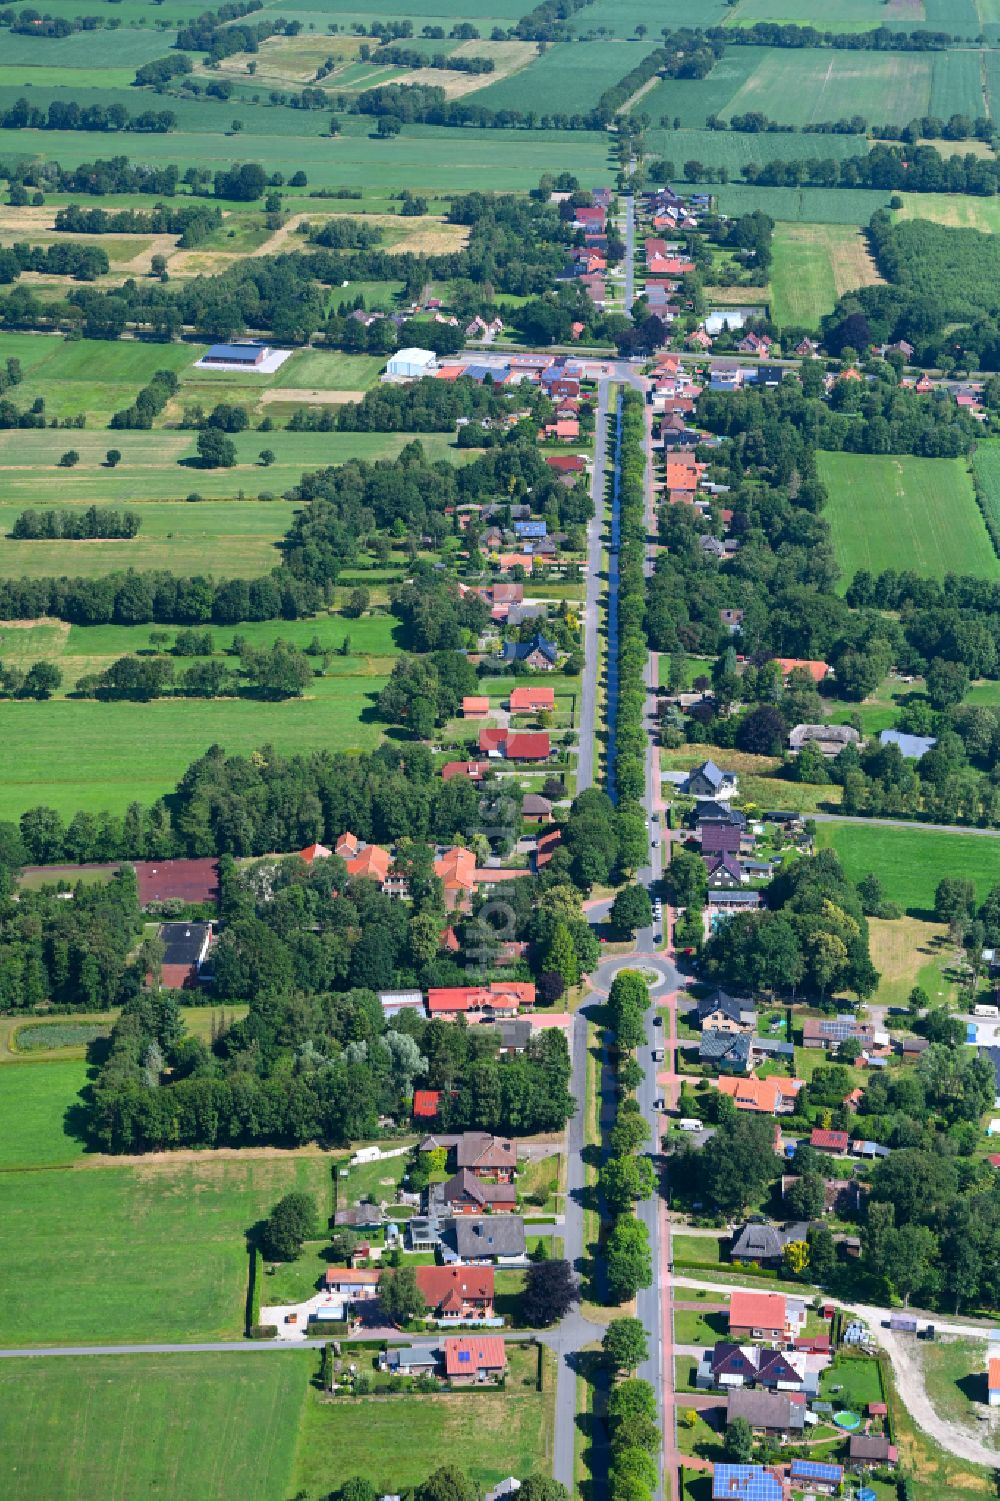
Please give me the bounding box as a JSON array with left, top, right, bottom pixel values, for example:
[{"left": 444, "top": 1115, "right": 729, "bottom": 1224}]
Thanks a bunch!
[
  {"left": 974, "top": 1004, "right": 1000, "bottom": 1019},
  {"left": 678, "top": 1118, "right": 702, "bottom": 1132}
]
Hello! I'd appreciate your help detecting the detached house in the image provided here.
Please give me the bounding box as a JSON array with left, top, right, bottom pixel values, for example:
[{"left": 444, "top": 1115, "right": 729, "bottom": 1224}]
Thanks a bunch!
[
  {"left": 683, "top": 760, "right": 737, "bottom": 801},
  {"left": 696, "top": 990, "right": 756, "bottom": 1032},
  {"left": 415, "top": 1265, "right": 495, "bottom": 1321},
  {"left": 444, "top": 1335, "right": 507, "bottom": 1384},
  {"left": 727, "top": 1290, "right": 807, "bottom": 1342},
  {"left": 717, "top": 1075, "right": 804, "bottom": 1115},
  {"left": 501, "top": 633, "right": 559, "bottom": 670}
]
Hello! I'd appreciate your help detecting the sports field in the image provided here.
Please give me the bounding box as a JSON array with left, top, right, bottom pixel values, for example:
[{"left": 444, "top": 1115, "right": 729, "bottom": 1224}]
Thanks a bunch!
[
  {"left": 815, "top": 821, "right": 1000, "bottom": 914},
  {"left": 817, "top": 452, "right": 998, "bottom": 589},
  {"left": 769, "top": 223, "right": 883, "bottom": 327},
  {"left": 0, "top": 1352, "right": 310, "bottom": 1501},
  {"left": 0, "top": 1151, "right": 334, "bottom": 1345}
]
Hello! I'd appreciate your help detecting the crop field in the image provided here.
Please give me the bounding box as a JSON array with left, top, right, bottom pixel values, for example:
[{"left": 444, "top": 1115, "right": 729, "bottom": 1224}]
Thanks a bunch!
[
  {"left": 817, "top": 452, "right": 998, "bottom": 588},
  {"left": 708, "top": 183, "right": 892, "bottom": 223},
  {"left": 291, "top": 1354, "right": 556, "bottom": 1496},
  {"left": 0, "top": 1059, "right": 90, "bottom": 1170},
  {"left": 717, "top": 49, "right": 933, "bottom": 127},
  {"left": 769, "top": 223, "right": 883, "bottom": 327},
  {"left": 0, "top": 1352, "right": 310, "bottom": 1501},
  {"left": 642, "top": 124, "right": 872, "bottom": 172},
  {"left": 0, "top": 1151, "right": 334, "bottom": 1345},
  {"left": 973, "top": 444, "right": 1000, "bottom": 541},
  {"left": 893, "top": 193, "right": 1000, "bottom": 234},
  {"left": 0, "top": 118, "right": 613, "bottom": 192},
  {"left": 726, "top": 0, "right": 982, "bottom": 34},
  {"left": 474, "top": 40, "right": 639, "bottom": 114},
  {"left": 929, "top": 49, "right": 987, "bottom": 121},
  {"left": 815, "top": 822, "right": 1000, "bottom": 914},
  {"left": 0, "top": 28, "right": 177, "bottom": 68},
  {"left": 571, "top": 0, "right": 730, "bottom": 35}
]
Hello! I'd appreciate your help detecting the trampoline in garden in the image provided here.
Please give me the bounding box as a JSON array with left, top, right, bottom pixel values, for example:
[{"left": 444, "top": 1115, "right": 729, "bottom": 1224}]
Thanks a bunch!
[{"left": 833, "top": 1410, "right": 862, "bottom": 1430}]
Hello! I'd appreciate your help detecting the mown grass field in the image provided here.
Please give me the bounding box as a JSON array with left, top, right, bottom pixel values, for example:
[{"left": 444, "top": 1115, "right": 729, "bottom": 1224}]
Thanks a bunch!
[
  {"left": 893, "top": 193, "right": 1000, "bottom": 234},
  {"left": 769, "top": 223, "right": 883, "bottom": 327},
  {"left": 0, "top": 667, "right": 389, "bottom": 820},
  {"left": 291, "top": 1352, "right": 556, "bottom": 1496},
  {"left": 867, "top": 916, "right": 957, "bottom": 1008},
  {"left": 0, "top": 1352, "right": 310, "bottom": 1501},
  {"left": 0, "top": 1152, "right": 334, "bottom": 1345},
  {"left": 0, "top": 1058, "right": 90, "bottom": 1169},
  {"left": 815, "top": 821, "right": 1000, "bottom": 915},
  {"left": 817, "top": 452, "right": 998, "bottom": 588}
]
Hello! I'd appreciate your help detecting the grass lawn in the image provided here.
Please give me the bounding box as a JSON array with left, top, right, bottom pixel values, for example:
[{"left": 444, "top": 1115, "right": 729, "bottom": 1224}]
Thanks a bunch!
[
  {"left": 815, "top": 820, "right": 1000, "bottom": 915},
  {"left": 919, "top": 1337, "right": 997, "bottom": 1440},
  {"left": 335, "top": 1144, "right": 415, "bottom": 1210},
  {"left": 0, "top": 1351, "right": 309, "bottom": 1501},
  {"left": 673, "top": 1307, "right": 730, "bottom": 1345},
  {"left": 0, "top": 667, "right": 389, "bottom": 821},
  {"left": 770, "top": 223, "right": 882, "bottom": 327},
  {"left": 672, "top": 1233, "right": 726, "bottom": 1267},
  {"left": 819, "top": 1353, "right": 885, "bottom": 1409},
  {"left": 290, "top": 1349, "right": 556, "bottom": 1495},
  {"left": 675, "top": 1355, "right": 700, "bottom": 1393},
  {"left": 0, "top": 1059, "right": 90, "bottom": 1169},
  {"left": 817, "top": 452, "right": 998, "bottom": 589},
  {"left": 0, "top": 1154, "right": 334, "bottom": 1346},
  {"left": 868, "top": 916, "right": 957, "bottom": 1008}
]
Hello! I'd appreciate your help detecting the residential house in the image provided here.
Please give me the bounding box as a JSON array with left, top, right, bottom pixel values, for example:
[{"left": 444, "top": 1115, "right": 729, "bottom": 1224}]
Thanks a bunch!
[
  {"left": 727, "top": 1290, "right": 807, "bottom": 1341},
  {"left": 441, "top": 760, "right": 489, "bottom": 783},
  {"left": 457, "top": 1131, "right": 518, "bottom": 1179},
  {"left": 695, "top": 803, "right": 746, "bottom": 829},
  {"left": 413, "top": 1089, "right": 442, "bottom": 1122},
  {"left": 788, "top": 723, "right": 861, "bottom": 758},
  {"left": 522, "top": 794, "right": 553, "bottom": 820},
  {"left": 462, "top": 696, "right": 491, "bottom": 719},
  {"left": 849, "top": 1436, "right": 898, "bottom": 1468},
  {"left": 382, "top": 1344, "right": 440, "bottom": 1377},
  {"left": 299, "top": 842, "right": 332, "bottom": 864},
  {"left": 788, "top": 1460, "right": 843, "bottom": 1495},
  {"left": 738, "top": 331, "right": 774, "bottom": 357},
  {"left": 775, "top": 658, "right": 830, "bottom": 684},
  {"left": 544, "top": 454, "right": 586, "bottom": 479},
  {"left": 717, "top": 1076, "right": 804, "bottom": 1115},
  {"left": 509, "top": 685, "right": 555, "bottom": 713},
  {"left": 704, "top": 852, "right": 746, "bottom": 888},
  {"left": 795, "top": 338, "right": 820, "bottom": 358},
  {"left": 344, "top": 843, "right": 393, "bottom": 888},
  {"left": 444, "top": 1335, "right": 507, "bottom": 1384},
  {"left": 810, "top": 1127, "right": 850, "bottom": 1152},
  {"left": 415, "top": 1265, "right": 495, "bottom": 1321},
  {"left": 501, "top": 634, "right": 559, "bottom": 670},
  {"left": 726, "top": 1389, "right": 805, "bottom": 1436},
  {"left": 730, "top": 1220, "right": 811, "bottom": 1267},
  {"left": 158, "top": 922, "right": 213, "bottom": 989},
  {"left": 879, "top": 729, "right": 937, "bottom": 760},
  {"left": 505, "top": 732, "right": 552, "bottom": 761},
  {"left": 434, "top": 846, "right": 477, "bottom": 910},
  {"left": 700, "top": 1030, "right": 753, "bottom": 1073},
  {"left": 684, "top": 760, "right": 737, "bottom": 801},
  {"left": 323, "top": 1268, "right": 381, "bottom": 1299},
  {"left": 780, "top": 1174, "right": 862, "bottom": 1217},
  {"left": 451, "top": 1215, "right": 527, "bottom": 1264},
  {"left": 696, "top": 990, "right": 756, "bottom": 1032},
  {"left": 709, "top": 361, "right": 744, "bottom": 392},
  {"left": 708, "top": 889, "right": 762, "bottom": 913},
  {"left": 801, "top": 1015, "right": 876, "bottom": 1051},
  {"left": 700, "top": 822, "right": 745, "bottom": 857},
  {"left": 427, "top": 984, "right": 536, "bottom": 1020},
  {"left": 711, "top": 1466, "right": 783, "bottom": 1501},
  {"left": 720, "top": 608, "right": 745, "bottom": 632},
  {"left": 496, "top": 1018, "right": 534, "bottom": 1053},
  {"left": 697, "top": 1342, "right": 811, "bottom": 1394},
  {"left": 498, "top": 553, "right": 534, "bottom": 575},
  {"left": 435, "top": 1169, "right": 517, "bottom": 1215}
]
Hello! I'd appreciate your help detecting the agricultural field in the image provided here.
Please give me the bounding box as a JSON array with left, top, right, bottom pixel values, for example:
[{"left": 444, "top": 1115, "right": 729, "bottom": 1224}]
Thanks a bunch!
[
  {"left": 817, "top": 452, "right": 998, "bottom": 588},
  {"left": 571, "top": 0, "right": 731, "bottom": 36},
  {"left": 769, "top": 223, "right": 883, "bottom": 327},
  {"left": 474, "top": 40, "right": 639, "bottom": 114},
  {"left": 814, "top": 821, "right": 1000, "bottom": 914},
  {"left": 892, "top": 194, "right": 1000, "bottom": 234},
  {"left": 716, "top": 49, "right": 934, "bottom": 128},
  {"left": 0, "top": 1352, "right": 310, "bottom": 1501},
  {"left": 642, "top": 122, "right": 873, "bottom": 171},
  {"left": 708, "top": 184, "right": 891, "bottom": 224},
  {"left": 291, "top": 1350, "right": 556, "bottom": 1497},
  {"left": 0, "top": 1148, "right": 334, "bottom": 1345},
  {"left": 973, "top": 444, "right": 1000, "bottom": 542}
]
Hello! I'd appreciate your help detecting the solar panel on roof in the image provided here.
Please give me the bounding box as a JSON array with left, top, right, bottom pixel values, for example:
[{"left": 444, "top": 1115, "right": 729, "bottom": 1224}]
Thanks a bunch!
[
  {"left": 458, "top": 1351, "right": 470, "bottom": 1363},
  {"left": 791, "top": 1460, "right": 841, "bottom": 1480}
]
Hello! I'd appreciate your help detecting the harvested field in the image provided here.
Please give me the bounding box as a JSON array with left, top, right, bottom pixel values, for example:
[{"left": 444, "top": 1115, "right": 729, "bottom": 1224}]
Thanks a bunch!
[
  {"left": 770, "top": 223, "right": 883, "bottom": 326},
  {"left": 392, "top": 40, "right": 539, "bottom": 99}
]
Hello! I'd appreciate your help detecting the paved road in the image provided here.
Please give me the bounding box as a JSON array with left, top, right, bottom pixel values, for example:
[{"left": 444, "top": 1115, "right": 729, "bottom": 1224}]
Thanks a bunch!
[
  {"left": 577, "top": 376, "right": 611, "bottom": 794},
  {"left": 624, "top": 191, "right": 635, "bottom": 316}
]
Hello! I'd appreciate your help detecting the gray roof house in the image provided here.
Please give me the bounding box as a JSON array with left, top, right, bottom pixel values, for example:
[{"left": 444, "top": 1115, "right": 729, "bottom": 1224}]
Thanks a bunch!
[
  {"left": 683, "top": 760, "right": 737, "bottom": 801},
  {"left": 696, "top": 989, "right": 756, "bottom": 1031},
  {"left": 452, "top": 1215, "right": 527, "bottom": 1263},
  {"left": 700, "top": 1030, "right": 752, "bottom": 1073},
  {"left": 726, "top": 1388, "right": 805, "bottom": 1435},
  {"left": 788, "top": 723, "right": 860, "bottom": 758},
  {"left": 730, "top": 1220, "right": 811, "bottom": 1267},
  {"left": 382, "top": 1344, "right": 441, "bottom": 1376}
]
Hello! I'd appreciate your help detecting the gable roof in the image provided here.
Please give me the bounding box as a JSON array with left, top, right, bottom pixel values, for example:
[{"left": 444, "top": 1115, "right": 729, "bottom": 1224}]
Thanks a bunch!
[
  {"left": 443, "top": 1335, "right": 507, "bottom": 1376},
  {"left": 415, "top": 1264, "right": 494, "bottom": 1311},
  {"left": 441, "top": 1169, "right": 517, "bottom": 1208},
  {"left": 453, "top": 1215, "right": 526, "bottom": 1259},
  {"left": 727, "top": 1389, "right": 804, "bottom": 1432},
  {"left": 696, "top": 989, "right": 754, "bottom": 1025},
  {"left": 729, "top": 1290, "right": 787, "bottom": 1330},
  {"left": 700, "top": 1029, "right": 752, "bottom": 1067},
  {"left": 717, "top": 1075, "right": 804, "bottom": 1113},
  {"left": 455, "top": 1131, "right": 517, "bottom": 1170}
]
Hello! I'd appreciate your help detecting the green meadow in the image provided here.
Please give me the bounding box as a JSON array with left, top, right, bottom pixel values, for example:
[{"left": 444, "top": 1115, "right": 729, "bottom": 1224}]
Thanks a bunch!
[
  {"left": 0, "top": 1150, "right": 334, "bottom": 1345},
  {"left": 0, "top": 1352, "right": 310, "bottom": 1501},
  {"left": 815, "top": 821, "right": 1000, "bottom": 915},
  {"left": 0, "top": 1059, "right": 90, "bottom": 1169},
  {"left": 817, "top": 451, "right": 998, "bottom": 588}
]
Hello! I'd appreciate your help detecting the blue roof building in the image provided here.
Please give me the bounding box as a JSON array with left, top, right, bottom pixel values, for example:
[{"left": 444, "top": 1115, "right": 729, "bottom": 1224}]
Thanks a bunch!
[
  {"left": 204, "top": 342, "right": 268, "bottom": 365},
  {"left": 711, "top": 1465, "right": 783, "bottom": 1501},
  {"left": 789, "top": 1459, "right": 844, "bottom": 1491},
  {"left": 514, "top": 521, "right": 547, "bottom": 539}
]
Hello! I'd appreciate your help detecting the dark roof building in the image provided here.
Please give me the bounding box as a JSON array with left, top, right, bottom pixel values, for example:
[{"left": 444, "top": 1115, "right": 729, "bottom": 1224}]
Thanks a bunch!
[
  {"left": 730, "top": 1220, "right": 810, "bottom": 1266},
  {"left": 158, "top": 921, "right": 213, "bottom": 990},
  {"left": 700, "top": 1030, "right": 752, "bottom": 1073},
  {"left": 726, "top": 1388, "right": 805, "bottom": 1434},
  {"left": 133, "top": 858, "right": 219, "bottom": 909},
  {"left": 452, "top": 1215, "right": 526, "bottom": 1262}
]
